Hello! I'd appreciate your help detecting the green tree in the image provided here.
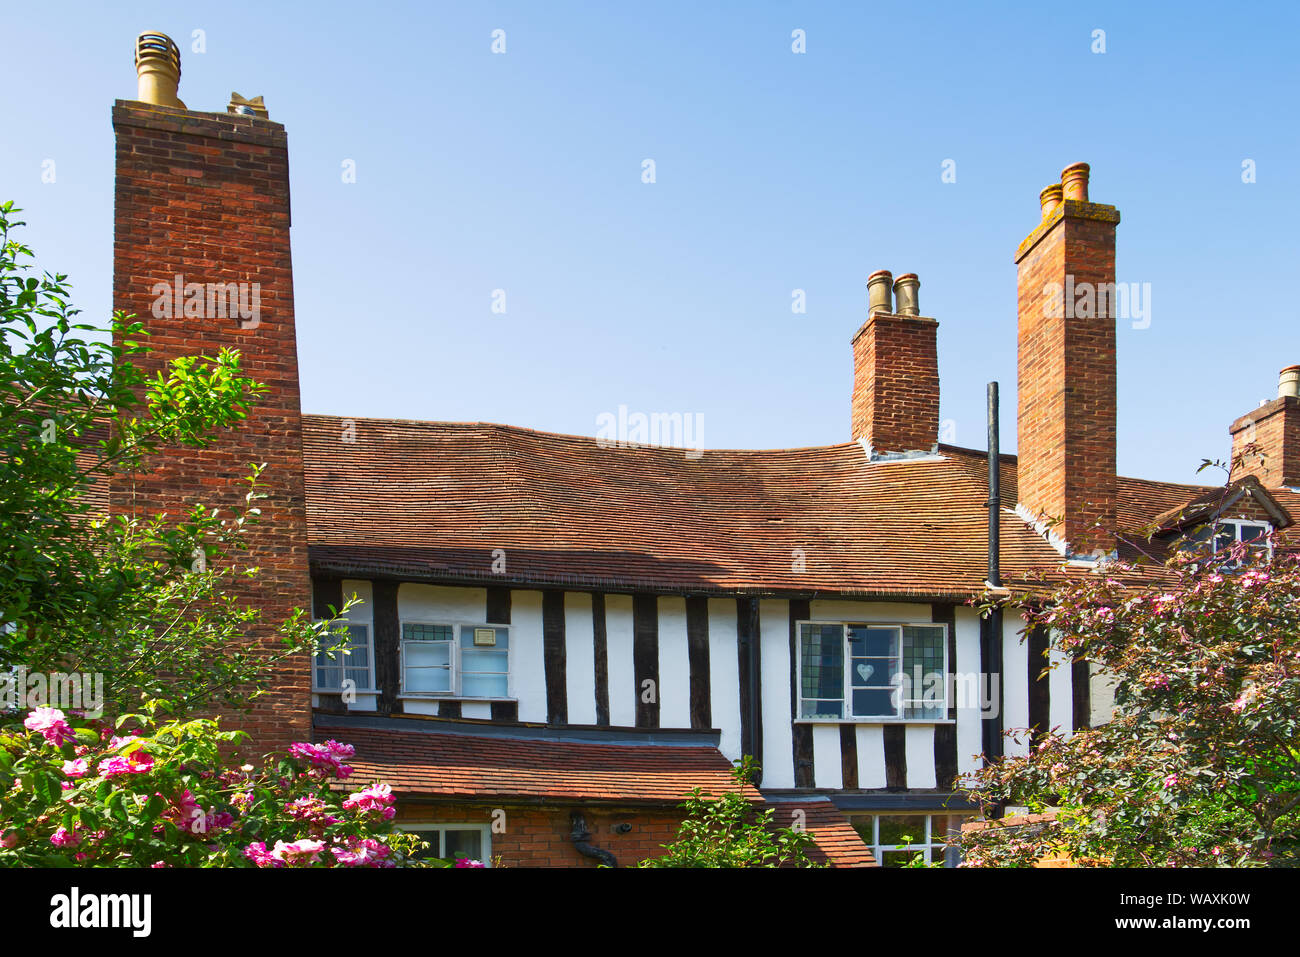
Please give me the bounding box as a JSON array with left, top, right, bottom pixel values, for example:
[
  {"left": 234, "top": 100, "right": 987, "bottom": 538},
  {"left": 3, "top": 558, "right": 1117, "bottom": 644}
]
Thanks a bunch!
[
  {"left": 0, "top": 201, "right": 348, "bottom": 719},
  {"left": 639, "top": 757, "right": 822, "bottom": 868}
]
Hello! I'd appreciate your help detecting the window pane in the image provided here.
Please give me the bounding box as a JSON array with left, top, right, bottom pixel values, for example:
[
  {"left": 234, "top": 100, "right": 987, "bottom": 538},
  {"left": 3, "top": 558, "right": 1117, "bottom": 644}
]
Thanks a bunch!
[
  {"left": 850, "top": 657, "right": 893, "bottom": 688},
  {"left": 800, "top": 699, "right": 843, "bottom": 719},
  {"left": 443, "top": 829, "right": 483, "bottom": 860},
  {"left": 800, "top": 624, "right": 844, "bottom": 704},
  {"left": 404, "top": 623, "right": 453, "bottom": 641},
  {"left": 462, "top": 674, "right": 508, "bottom": 698},
  {"left": 461, "top": 649, "right": 507, "bottom": 673},
  {"left": 848, "top": 626, "right": 898, "bottom": 658},
  {"left": 881, "top": 850, "right": 915, "bottom": 868},
  {"left": 902, "top": 626, "right": 945, "bottom": 717},
  {"left": 851, "top": 819, "right": 873, "bottom": 844},
  {"left": 851, "top": 688, "right": 896, "bottom": 717},
  {"left": 405, "top": 642, "right": 450, "bottom": 667},
  {"left": 406, "top": 667, "right": 451, "bottom": 693},
  {"left": 877, "top": 815, "right": 924, "bottom": 847},
  {"left": 460, "top": 626, "right": 508, "bottom": 649},
  {"left": 315, "top": 666, "right": 340, "bottom": 689}
]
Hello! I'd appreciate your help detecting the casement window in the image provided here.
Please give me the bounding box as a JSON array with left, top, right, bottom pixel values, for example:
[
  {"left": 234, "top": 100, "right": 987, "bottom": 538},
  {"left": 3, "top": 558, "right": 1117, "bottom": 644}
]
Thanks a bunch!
[
  {"left": 401, "top": 824, "right": 491, "bottom": 865},
  {"left": 312, "top": 623, "right": 374, "bottom": 693},
  {"left": 797, "top": 622, "right": 947, "bottom": 721},
  {"left": 400, "top": 622, "right": 510, "bottom": 698},
  {"left": 849, "top": 813, "right": 966, "bottom": 868},
  {"left": 1186, "top": 519, "right": 1272, "bottom": 563}
]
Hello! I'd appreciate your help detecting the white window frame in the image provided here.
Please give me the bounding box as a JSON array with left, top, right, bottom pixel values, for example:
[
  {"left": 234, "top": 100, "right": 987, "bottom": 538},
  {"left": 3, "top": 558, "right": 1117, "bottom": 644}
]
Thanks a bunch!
[
  {"left": 1187, "top": 518, "right": 1273, "bottom": 563},
  {"left": 795, "top": 620, "right": 950, "bottom": 723},
  {"left": 398, "top": 621, "right": 512, "bottom": 700},
  {"left": 311, "top": 622, "right": 378, "bottom": 695},
  {"left": 849, "top": 812, "right": 967, "bottom": 868},
  {"left": 399, "top": 823, "right": 492, "bottom": 866}
]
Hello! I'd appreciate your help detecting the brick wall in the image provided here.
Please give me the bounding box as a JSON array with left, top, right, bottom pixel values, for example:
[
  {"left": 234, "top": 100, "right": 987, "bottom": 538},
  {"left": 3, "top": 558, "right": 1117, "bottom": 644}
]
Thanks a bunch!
[
  {"left": 850, "top": 312, "right": 940, "bottom": 453},
  {"left": 1230, "top": 397, "right": 1300, "bottom": 488},
  {"left": 1015, "top": 199, "right": 1120, "bottom": 554},
  {"left": 109, "top": 100, "right": 311, "bottom": 755},
  {"left": 393, "top": 802, "right": 685, "bottom": 867}
]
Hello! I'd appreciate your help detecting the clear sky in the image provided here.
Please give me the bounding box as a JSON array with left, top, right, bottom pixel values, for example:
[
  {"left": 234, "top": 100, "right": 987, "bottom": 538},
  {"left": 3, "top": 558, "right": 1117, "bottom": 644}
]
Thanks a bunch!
[{"left": 3, "top": 1, "right": 1297, "bottom": 483}]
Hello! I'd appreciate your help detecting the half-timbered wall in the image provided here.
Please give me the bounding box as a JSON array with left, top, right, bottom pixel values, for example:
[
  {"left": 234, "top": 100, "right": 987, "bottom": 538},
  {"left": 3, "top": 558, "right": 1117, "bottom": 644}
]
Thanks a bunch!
[{"left": 312, "top": 579, "right": 1080, "bottom": 794}]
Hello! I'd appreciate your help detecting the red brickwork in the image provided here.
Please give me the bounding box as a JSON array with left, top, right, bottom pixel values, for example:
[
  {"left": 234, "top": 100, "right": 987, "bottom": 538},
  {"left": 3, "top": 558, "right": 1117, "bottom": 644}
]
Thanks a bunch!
[
  {"left": 1015, "top": 199, "right": 1120, "bottom": 554},
  {"left": 850, "top": 312, "right": 940, "bottom": 453},
  {"left": 393, "top": 802, "right": 685, "bottom": 867},
  {"left": 109, "top": 100, "right": 310, "bottom": 755},
  {"left": 1231, "top": 397, "right": 1300, "bottom": 489}
]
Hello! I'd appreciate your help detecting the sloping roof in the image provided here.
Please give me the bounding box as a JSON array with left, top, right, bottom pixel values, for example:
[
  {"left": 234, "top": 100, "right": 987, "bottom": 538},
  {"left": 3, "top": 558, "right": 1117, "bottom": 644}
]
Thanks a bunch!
[
  {"left": 769, "top": 800, "right": 877, "bottom": 867},
  {"left": 318, "top": 722, "right": 755, "bottom": 804},
  {"left": 301, "top": 415, "right": 1300, "bottom": 597}
]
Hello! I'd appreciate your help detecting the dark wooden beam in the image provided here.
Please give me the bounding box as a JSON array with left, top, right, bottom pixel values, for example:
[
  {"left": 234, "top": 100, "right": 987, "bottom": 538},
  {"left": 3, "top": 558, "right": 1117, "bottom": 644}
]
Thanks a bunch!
[
  {"left": 883, "top": 724, "right": 907, "bottom": 789},
  {"left": 1071, "top": 658, "right": 1091, "bottom": 731},
  {"left": 1027, "top": 623, "right": 1051, "bottom": 747},
  {"left": 542, "top": 590, "right": 567, "bottom": 726},
  {"left": 839, "top": 724, "right": 858, "bottom": 789},
  {"left": 371, "top": 580, "right": 400, "bottom": 715},
  {"left": 633, "top": 594, "right": 660, "bottom": 729},
  {"left": 593, "top": 593, "right": 610, "bottom": 727},
  {"left": 932, "top": 602, "right": 959, "bottom": 790},
  {"left": 685, "top": 596, "right": 711, "bottom": 729}
]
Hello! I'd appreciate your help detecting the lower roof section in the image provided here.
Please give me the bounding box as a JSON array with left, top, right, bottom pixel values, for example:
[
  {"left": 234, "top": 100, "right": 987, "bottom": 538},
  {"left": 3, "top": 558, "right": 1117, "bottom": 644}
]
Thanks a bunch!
[{"left": 315, "top": 714, "right": 751, "bottom": 805}]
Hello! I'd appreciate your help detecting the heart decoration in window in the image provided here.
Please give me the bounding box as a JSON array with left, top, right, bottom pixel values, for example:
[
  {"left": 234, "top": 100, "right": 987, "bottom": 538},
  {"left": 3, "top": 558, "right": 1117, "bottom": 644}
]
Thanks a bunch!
[{"left": 856, "top": 663, "right": 874, "bottom": 683}]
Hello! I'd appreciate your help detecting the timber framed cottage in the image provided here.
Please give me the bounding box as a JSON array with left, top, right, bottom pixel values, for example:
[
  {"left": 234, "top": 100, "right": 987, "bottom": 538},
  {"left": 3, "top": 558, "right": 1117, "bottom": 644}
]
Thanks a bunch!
[{"left": 107, "top": 33, "right": 1300, "bottom": 867}]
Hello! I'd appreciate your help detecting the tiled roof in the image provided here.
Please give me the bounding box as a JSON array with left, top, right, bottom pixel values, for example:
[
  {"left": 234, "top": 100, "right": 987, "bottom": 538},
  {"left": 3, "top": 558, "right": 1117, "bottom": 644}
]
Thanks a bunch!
[
  {"left": 316, "top": 723, "right": 757, "bottom": 804},
  {"left": 301, "top": 415, "right": 1300, "bottom": 596},
  {"left": 770, "top": 800, "right": 877, "bottom": 867}
]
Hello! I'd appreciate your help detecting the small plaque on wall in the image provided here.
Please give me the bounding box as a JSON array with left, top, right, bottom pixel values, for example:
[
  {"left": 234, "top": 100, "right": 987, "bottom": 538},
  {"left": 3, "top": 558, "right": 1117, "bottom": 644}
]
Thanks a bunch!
[{"left": 473, "top": 628, "right": 497, "bottom": 647}]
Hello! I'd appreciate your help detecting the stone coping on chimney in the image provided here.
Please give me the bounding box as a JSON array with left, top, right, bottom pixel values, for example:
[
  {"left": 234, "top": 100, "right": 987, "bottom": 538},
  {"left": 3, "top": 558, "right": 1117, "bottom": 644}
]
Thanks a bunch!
[
  {"left": 1231, "top": 395, "right": 1300, "bottom": 434},
  {"left": 849, "top": 310, "right": 939, "bottom": 346},
  {"left": 112, "top": 98, "right": 286, "bottom": 148},
  {"left": 1014, "top": 199, "right": 1121, "bottom": 264}
]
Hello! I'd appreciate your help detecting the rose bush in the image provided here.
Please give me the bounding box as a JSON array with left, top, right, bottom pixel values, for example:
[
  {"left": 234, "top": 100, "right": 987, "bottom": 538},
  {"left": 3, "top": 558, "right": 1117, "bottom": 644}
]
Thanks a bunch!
[
  {"left": 962, "top": 539, "right": 1300, "bottom": 867},
  {"left": 0, "top": 700, "right": 433, "bottom": 867}
]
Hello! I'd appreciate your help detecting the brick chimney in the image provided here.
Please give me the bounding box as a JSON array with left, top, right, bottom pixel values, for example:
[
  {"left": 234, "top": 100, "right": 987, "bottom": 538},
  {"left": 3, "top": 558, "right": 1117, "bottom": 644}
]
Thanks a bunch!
[
  {"left": 850, "top": 271, "right": 940, "bottom": 455},
  {"left": 110, "top": 34, "right": 310, "bottom": 754},
  {"left": 1014, "top": 163, "right": 1120, "bottom": 556},
  {"left": 1230, "top": 366, "right": 1300, "bottom": 488}
]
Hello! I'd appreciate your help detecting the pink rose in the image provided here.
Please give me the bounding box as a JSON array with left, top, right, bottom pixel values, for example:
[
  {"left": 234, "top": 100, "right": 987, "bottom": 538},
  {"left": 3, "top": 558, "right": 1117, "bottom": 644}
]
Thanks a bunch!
[{"left": 23, "top": 707, "right": 74, "bottom": 747}]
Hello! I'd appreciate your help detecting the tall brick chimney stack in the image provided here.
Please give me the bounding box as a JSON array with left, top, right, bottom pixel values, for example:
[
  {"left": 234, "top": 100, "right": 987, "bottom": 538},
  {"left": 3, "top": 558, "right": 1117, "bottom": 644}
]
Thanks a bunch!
[
  {"left": 1014, "top": 163, "right": 1120, "bottom": 557},
  {"left": 850, "top": 271, "right": 941, "bottom": 455},
  {"left": 1229, "top": 366, "right": 1300, "bottom": 488},
  {"left": 110, "top": 33, "right": 311, "bottom": 755}
]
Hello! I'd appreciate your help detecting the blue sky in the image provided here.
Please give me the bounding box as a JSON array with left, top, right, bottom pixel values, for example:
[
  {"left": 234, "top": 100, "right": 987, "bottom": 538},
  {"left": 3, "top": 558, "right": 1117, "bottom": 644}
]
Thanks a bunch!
[{"left": 3, "top": 1, "right": 1297, "bottom": 483}]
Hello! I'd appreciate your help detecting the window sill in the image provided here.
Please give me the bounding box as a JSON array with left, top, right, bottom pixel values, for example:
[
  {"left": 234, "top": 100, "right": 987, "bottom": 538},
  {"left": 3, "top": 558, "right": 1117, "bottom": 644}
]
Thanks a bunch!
[
  {"left": 793, "top": 718, "right": 957, "bottom": 725},
  {"left": 313, "top": 689, "right": 381, "bottom": 696},
  {"left": 397, "top": 694, "right": 516, "bottom": 702}
]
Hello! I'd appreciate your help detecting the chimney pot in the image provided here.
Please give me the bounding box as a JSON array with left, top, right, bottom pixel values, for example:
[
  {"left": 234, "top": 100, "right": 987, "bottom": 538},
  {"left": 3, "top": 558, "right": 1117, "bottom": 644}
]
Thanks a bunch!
[
  {"left": 1039, "top": 184, "right": 1063, "bottom": 220},
  {"left": 893, "top": 273, "right": 920, "bottom": 316},
  {"left": 867, "top": 269, "right": 894, "bottom": 315},
  {"left": 134, "top": 31, "right": 185, "bottom": 109},
  {"left": 1280, "top": 365, "right": 1300, "bottom": 399},
  {"left": 1061, "top": 162, "right": 1090, "bottom": 202}
]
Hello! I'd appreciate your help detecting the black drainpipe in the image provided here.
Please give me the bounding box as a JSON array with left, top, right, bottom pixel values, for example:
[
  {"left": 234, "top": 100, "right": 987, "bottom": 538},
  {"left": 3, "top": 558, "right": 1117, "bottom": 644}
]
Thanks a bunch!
[
  {"left": 569, "top": 811, "right": 617, "bottom": 868},
  {"left": 982, "top": 382, "right": 1005, "bottom": 766}
]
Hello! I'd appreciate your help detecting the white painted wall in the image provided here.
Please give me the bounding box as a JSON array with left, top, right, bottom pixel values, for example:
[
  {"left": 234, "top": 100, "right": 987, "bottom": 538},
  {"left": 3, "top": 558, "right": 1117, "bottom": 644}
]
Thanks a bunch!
[
  {"left": 954, "top": 606, "right": 984, "bottom": 775},
  {"left": 904, "top": 725, "right": 937, "bottom": 788},
  {"left": 397, "top": 583, "right": 487, "bottom": 625},
  {"left": 1001, "top": 613, "right": 1030, "bottom": 757},
  {"left": 1048, "top": 643, "right": 1074, "bottom": 737},
  {"left": 707, "top": 598, "right": 741, "bottom": 761},
  {"left": 807, "top": 600, "right": 933, "bottom": 623},
  {"left": 511, "top": 590, "right": 546, "bottom": 723},
  {"left": 759, "top": 599, "right": 794, "bottom": 788},
  {"left": 856, "top": 725, "right": 887, "bottom": 788},
  {"left": 812, "top": 725, "right": 843, "bottom": 789},
  {"left": 657, "top": 597, "right": 691, "bottom": 729},
  {"left": 564, "top": 593, "right": 596, "bottom": 725},
  {"left": 605, "top": 594, "right": 636, "bottom": 727}
]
